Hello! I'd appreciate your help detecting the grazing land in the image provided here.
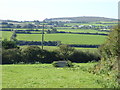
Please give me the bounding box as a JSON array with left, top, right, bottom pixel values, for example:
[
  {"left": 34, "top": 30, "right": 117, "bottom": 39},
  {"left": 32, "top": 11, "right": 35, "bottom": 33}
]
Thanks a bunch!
[
  {"left": 1, "top": 17, "right": 119, "bottom": 88},
  {"left": 1, "top": 18, "right": 116, "bottom": 50},
  {"left": 57, "top": 29, "right": 109, "bottom": 34},
  {"left": 1, "top": 31, "right": 13, "bottom": 40},
  {"left": 16, "top": 33, "right": 107, "bottom": 45},
  {"left": 2, "top": 63, "right": 104, "bottom": 88}
]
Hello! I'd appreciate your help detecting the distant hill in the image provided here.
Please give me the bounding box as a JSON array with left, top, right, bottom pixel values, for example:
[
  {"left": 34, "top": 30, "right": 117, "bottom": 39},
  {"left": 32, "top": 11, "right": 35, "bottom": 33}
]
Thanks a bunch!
[
  {"left": 0, "top": 16, "right": 117, "bottom": 23},
  {"left": 44, "top": 16, "right": 117, "bottom": 22}
]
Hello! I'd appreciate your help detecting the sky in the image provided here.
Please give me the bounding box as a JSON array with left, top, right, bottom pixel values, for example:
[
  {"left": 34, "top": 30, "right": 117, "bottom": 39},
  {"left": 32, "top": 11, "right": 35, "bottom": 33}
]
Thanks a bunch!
[{"left": 0, "top": 0, "right": 119, "bottom": 21}]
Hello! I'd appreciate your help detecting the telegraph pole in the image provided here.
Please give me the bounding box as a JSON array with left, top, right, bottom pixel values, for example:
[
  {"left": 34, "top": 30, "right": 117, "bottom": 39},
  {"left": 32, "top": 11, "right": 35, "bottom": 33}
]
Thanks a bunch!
[{"left": 41, "top": 20, "right": 45, "bottom": 50}]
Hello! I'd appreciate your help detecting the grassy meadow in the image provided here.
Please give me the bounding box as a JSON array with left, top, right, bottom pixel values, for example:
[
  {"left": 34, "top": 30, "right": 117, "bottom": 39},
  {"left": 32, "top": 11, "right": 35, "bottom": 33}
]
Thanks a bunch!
[
  {"left": 57, "top": 29, "right": 109, "bottom": 34},
  {"left": 64, "top": 22, "right": 117, "bottom": 26},
  {"left": 16, "top": 33, "right": 107, "bottom": 45},
  {"left": 2, "top": 63, "right": 105, "bottom": 88},
  {"left": 1, "top": 20, "right": 118, "bottom": 88},
  {"left": 1, "top": 31, "right": 13, "bottom": 40}
]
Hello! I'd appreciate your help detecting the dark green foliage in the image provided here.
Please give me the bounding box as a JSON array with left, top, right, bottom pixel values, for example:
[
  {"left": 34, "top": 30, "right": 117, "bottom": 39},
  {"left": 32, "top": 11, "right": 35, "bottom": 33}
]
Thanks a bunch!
[
  {"left": 92, "top": 26, "right": 120, "bottom": 88},
  {"left": 21, "top": 46, "right": 59, "bottom": 63},
  {"left": 40, "top": 50, "right": 59, "bottom": 63},
  {"left": 2, "top": 45, "right": 100, "bottom": 64},
  {"left": 2, "top": 39, "right": 18, "bottom": 49},
  {"left": 94, "top": 26, "right": 120, "bottom": 72},
  {"left": 57, "top": 45, "right": 75, "bottom": 60},
  {"left": 69, "top": 50, "right": 100, "bottom": 63},
  {"left": 2, "top": 48, "right": 22, "bottom": 64},
  {"left": 22, "top": 46, "right": 43, "bottom": 63},
  {"left": 67, "top": 60, "right": 73, "bottom": 67}
]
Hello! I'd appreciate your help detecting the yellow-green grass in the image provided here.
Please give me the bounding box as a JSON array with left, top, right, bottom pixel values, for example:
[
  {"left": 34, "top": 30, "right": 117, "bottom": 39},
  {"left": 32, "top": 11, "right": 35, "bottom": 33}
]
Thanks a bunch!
[
  {"left": 2, "top": 63, "right": 104, "bottom": 88},
  {"left": 74, "top": 47, "right": 97, "bottom": 51},
  {"left": 16, "top": 33, "right": 107, "bottom": 45},
  {"left": 64, "top": 23, "right": 117, "bottom": 26},
  {"left": 1, "top": 31, "right": 13, "bottom": 40},
  {"left": 57, "top": 29, "right": 109, "bottom": 34}
]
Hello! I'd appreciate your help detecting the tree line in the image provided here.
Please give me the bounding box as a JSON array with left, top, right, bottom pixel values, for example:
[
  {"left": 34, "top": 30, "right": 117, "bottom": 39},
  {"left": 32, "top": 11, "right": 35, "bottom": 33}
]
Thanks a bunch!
[{"left": 2, "top": 39, "right": 100, "bottom": 64}]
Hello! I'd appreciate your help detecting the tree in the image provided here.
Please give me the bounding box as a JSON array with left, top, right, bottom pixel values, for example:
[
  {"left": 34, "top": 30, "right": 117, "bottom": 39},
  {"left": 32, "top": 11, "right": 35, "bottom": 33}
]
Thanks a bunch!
[
  {"left": 2, "top": 39, "right": 18, "bottom": 49},
  {"left": 2, "top": 48, "right": 22, "bottom": 64},
  {"left": 57, "top": 45, "right": 75, "bottom": 60},
  {"left": 22, "top": 46, "right": 43, "bottom": 63}
]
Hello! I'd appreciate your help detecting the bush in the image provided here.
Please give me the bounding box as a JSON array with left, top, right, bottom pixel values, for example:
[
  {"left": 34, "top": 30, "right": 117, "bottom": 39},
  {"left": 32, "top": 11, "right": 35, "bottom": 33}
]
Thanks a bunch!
[
  {"left": 2, "top": 39, "right": 18, "bottom": 49},
  {"left": 40, "top": 50, "right": 59, "bottom": 63},
  {"left": 22, "top": 45, "right": 43, "bottom": 63},
  {"left": 69, "top": 50, "right": 100, "bottom": 63},
  {"left": 92, "top": 26, "right": 120, "bottom": 88},
  {"left": 2, "top": 48, "right": 22, "bottom": 64}
]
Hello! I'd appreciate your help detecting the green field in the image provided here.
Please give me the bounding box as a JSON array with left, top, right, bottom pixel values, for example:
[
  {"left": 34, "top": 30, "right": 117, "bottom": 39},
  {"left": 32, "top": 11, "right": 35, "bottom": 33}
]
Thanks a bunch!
[
  {"left": 1, "top": 31, "right": 13, "bottom": 40},
  {"left": 57, "top": 29, "right": 109, "bottom": 34},
  {"left": 17, "top": 33, "right": 107, "bottom": 45},
  {"left": 2, "top": 63, "right": 105, "bottom": 88},
  {"left": 64, "top": 22, "right": 117, "bottom": 26}
]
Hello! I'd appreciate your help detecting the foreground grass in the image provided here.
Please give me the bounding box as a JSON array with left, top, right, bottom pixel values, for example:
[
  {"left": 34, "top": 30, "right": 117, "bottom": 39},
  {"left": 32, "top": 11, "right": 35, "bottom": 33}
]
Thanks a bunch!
[{"left": 2, "top": 63, "right": 104, "bottom": 88}]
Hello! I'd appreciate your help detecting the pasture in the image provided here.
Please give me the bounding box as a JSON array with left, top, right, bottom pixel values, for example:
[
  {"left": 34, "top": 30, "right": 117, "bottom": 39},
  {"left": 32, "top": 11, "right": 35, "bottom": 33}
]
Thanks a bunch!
[
  {"left": 16, "top": 33, "right": 107, "bottom": 45},
  {"left": 1, "top": 31, "right": 13, "bottom": 40},
  {"left": 2, "top": 63, "right": 104, "bottom": 88},
  {"left": 64, "top": 22, "right": 117, "bottom": 26},
  {"left": 57, "top": 29, "right": 109, "bottom": 34}
]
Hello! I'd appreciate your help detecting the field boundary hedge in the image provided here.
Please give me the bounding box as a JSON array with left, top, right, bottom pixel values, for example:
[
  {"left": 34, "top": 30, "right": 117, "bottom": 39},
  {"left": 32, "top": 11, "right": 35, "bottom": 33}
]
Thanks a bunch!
[{"left": 17, "top": 40, "right": 100, "bottom": 48}]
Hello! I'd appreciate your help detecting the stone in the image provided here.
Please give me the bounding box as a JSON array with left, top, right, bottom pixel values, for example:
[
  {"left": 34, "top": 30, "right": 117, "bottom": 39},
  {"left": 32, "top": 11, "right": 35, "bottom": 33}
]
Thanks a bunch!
[{"left": 56, "top": 61, "right": 68, "bottom": 67}]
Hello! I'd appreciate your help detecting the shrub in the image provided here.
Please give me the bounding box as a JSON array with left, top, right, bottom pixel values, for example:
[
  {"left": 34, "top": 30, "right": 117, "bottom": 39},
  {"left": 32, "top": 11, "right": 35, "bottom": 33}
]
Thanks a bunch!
[
  {"left": 92, "top": 26, "right": 120, "bottom": 88},
  {"left": 67, "top": 60, "right": 73, "bottom": 67},
  {"left": 69, "top": 50, "right": 100, "bottom": 63},
  {"left": 2, "top": 48, "right": 22, "bottom": 64},
  {"left": 22, "top": 45, "right": 43, "bottom": 63},
  {"left": 2, "top": 39, "right": 18, "bottom": 49},
  {"left": 40, "top": 50, "right": 59, "bottom": 63}
]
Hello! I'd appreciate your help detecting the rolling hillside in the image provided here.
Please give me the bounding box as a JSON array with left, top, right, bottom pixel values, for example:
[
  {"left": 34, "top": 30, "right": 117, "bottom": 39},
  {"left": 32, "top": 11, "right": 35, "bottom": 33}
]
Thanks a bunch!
[{"left": 44, "top": 16, "right": 117, "bottom": 22}]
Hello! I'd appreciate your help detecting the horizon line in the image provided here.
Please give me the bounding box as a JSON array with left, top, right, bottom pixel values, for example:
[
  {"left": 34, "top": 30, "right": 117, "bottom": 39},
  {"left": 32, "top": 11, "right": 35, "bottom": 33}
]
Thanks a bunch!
[{"left": 0, "top": 16, "right": 118, "bottom": 21}]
